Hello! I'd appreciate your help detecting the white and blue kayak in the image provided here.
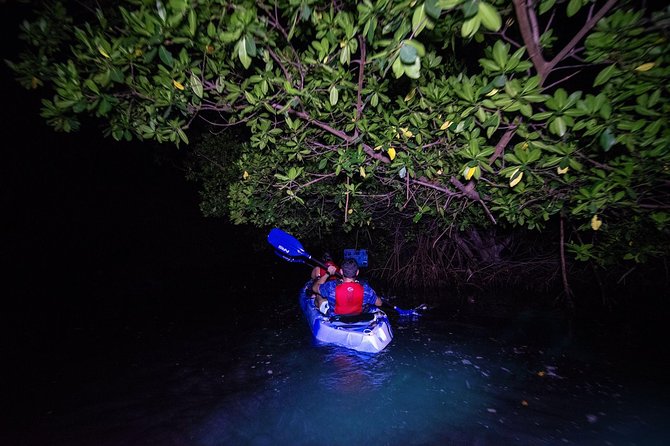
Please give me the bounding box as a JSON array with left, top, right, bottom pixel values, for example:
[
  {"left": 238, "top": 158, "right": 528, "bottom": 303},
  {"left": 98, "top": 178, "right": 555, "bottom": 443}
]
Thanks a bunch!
[{"left": 298, "top": 282, "right": 393, "bottom": 353}]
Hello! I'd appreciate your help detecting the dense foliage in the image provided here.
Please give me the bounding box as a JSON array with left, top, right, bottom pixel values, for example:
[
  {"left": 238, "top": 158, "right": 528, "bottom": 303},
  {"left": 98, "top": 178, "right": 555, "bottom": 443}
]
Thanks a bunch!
[{"left": 9, "top": 0, "right": 670, "bottom": 296}]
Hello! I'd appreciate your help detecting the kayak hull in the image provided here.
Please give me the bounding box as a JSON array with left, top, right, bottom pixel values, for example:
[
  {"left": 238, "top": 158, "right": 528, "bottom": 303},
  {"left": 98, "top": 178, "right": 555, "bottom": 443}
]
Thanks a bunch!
[{"left": 299, "top": 282, "right": 393, "bottom": 353}]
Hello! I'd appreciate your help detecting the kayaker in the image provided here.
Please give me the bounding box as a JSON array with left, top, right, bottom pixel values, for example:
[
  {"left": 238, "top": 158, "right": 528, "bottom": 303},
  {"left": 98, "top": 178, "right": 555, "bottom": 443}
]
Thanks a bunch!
[
  {"left": 310, "top": 252, "right": 338, "bottom": 281},
  {"left": 312, "top": 258, "right": 382, "bottom": 315}
]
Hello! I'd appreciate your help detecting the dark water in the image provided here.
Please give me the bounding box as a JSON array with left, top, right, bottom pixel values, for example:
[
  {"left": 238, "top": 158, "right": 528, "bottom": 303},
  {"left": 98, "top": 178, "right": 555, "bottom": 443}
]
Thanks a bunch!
[{"left": 3, "top": 287, "right": 670, "bottom": 446}]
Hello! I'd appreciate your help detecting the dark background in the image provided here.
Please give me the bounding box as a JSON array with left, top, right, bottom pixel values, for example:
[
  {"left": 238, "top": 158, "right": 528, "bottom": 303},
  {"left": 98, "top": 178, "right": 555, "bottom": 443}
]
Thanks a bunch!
[{"left": 0, "top": 3, "right": 306, "bottom": 430}]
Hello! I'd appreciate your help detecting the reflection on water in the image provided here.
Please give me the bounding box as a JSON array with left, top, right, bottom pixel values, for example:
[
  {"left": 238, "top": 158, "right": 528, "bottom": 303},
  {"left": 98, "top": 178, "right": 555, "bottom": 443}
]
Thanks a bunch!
[
  {"left": 4, "top": 295, "right": 669, "bottom": 446},
  {"left": 319, "top": 348, "right": 393, "bottom": 393}
]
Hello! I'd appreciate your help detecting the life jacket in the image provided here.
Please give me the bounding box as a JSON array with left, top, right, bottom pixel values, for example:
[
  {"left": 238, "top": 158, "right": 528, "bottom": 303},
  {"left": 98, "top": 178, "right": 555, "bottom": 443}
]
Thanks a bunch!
[
  {"left": 334, "top": 281, "right": 364, "bottom": 315},
  {"left": 318, "top": 261, "right": 338, "bottom": 281}
]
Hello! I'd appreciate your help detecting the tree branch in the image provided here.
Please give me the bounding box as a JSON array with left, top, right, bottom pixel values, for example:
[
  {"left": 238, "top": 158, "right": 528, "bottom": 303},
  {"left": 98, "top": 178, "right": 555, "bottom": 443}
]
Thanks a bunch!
[
  {"left": 545, "top": 0, "right": 618, "bottom": 73},
  {"left": 512, "top": 0, "right": 548, "bottom": 78},
  {"left": 513, "top": 0, "right": 617, "bottom": 85},
  {"left": 411, "top": 177, "right": 458, "bottom": 196},
  {"left": 355, "top": 35, "right": 366, "bottom": 123},
  {"left": 267, "top": 47, "right": 292, "bottom": 83},
  {"left": 450, "top": 177, "right": 497, "bottom": 224},
  {"left": 270, "top": 103, "right": 389, "bottom": 163},
  {"left": 488, "top": 124, "right": 518, "bottom": 164}
]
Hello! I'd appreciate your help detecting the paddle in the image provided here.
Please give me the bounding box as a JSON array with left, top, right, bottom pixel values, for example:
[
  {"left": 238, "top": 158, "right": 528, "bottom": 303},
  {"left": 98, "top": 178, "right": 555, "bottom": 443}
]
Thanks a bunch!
[
  {"left": 268, "top": 227, "right": 314, "bottom": 262},
  {"left": 267, "top": 228, "right": 421, "bottom": 316},
  {"left": 268, "top": 228, "right": 342, "bottom": 277}
]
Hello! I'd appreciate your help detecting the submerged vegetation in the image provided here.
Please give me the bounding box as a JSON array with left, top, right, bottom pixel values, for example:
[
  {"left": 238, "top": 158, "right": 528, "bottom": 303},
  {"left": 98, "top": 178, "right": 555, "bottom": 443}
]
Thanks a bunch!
[{"left": 9, "top": 0, "right": 670, "bottom": 304}]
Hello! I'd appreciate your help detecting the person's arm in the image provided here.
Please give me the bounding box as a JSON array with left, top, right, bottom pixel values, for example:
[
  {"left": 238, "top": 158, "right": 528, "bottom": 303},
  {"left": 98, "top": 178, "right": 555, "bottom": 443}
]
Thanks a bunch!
[
  {"left": 363, "top": 283, "right": 382, "bottom": 307},
  {"left": 372, "top": 287, "right": 382, "bottom": 307},
  {"left": 310, "top": 265, "right": 320, "bottom": 280},
  {"left": 312, "top": 271, "right": 329, "bottom": 294},
  {"left": 312, "top": 266, "right": 336, "bottom": 293}
]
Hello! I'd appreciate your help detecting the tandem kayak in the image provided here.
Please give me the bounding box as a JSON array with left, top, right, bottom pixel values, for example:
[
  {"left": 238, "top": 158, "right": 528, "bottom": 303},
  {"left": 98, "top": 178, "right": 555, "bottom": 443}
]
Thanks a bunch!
[{"left": 298, "top": 282, "right": 393, "bottom": 353}]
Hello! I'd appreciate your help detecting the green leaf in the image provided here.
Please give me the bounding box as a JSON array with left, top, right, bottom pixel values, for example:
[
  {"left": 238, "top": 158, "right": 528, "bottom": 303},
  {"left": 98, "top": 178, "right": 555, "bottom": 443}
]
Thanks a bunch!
[
  {"left": 238, "top": 39, "right": 251, "bottom": 69},
  {"left": 159, "top": 46, "right": 173, "bottom": 66},
  {"left": 539, "top": 0, "right": 556, "bottom": 15},
  {"left": 329, "top": 85, "right": 339, "bottom": 106},
  {"left": 392, "top": 56, "right": 404, "bottom": 78},
  {"left": 462, "top": 0, "right": 478, "bottom": 18},
  {"left": 245, "top": 34, "right": 257, "bottom": 57},
  {"left": 492, "top": 40, "right": 508, "bottom": 68},
  {"left": 404, "top": 39, "right": 426, "bottom": 56},
  {"left": 188, "top": 9, "right": 196, "bottom": 36},
  {"left": 300, "top": 3, "right": 311, "bottom": 20},
  {"left": 461, "top": 15, "right": 481, "bottom": 39},
  {"left": 156, "top": 0, "right": 167, "bottom": 22},
  {"left": 84, "top": 79, "right": 99, "bottom": 94},
  {"left": 404, "top": 56, "right": 422, "bottom": 79},
  {"left": 400, "top": 43, "right": 418, "bottom": 64},
  {"left": 412, "top": 4, "right": 428, "bottom": 35},
  {"left": 478, "top": 2, "right": 502, "bottom": 32},
  {"left": 479, "top": 58, "right": 500, "bottom": 71},
  {"left": 593, "top": 64, "right": 617, "bottom": 87},
  {"left": 566, "top": 0, "right": 582, "bottom": 17},
  {"left": 207, "top": 22, "right": 216, "bottom": 38},
  {"left": 177, "top": 128, "right": 189, "bottom": 144},
  {"left": 493, "top": 74, "right": 507, "bottom": 87},
  {"left": 486, "top": 113, "right": 500, "bottom": 138},
  {"left": 190, "top": 72, "right": 203, "bottom": 98},
  {"left": 549, "top": 117, "right": 567, "bottom": 136},
  {"left": 425, "top": 0, "right": 442, "bottom": 20},
  {"left": 599, "top": 127, "right": 616, "bottom": 151},
  {"left": 98, "top": 97, "right": 112, "bottom": 115},
  {"left": 532, "top": 111, "right": 553, "bottom": 120},
  {"left": 340, "top": 45, "right": 350, "bottom": 65}
]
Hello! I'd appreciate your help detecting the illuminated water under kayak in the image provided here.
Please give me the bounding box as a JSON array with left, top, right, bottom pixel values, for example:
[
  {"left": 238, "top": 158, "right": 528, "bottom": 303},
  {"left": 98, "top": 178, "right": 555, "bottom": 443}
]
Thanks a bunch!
[{"left": 298, "top": 282, "right": 393, "bottom": 353}]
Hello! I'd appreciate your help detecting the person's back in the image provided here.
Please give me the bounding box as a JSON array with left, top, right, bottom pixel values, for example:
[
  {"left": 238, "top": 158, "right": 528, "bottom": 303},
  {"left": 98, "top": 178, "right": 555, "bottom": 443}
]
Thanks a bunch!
[
  {"left": 333, "top": 279, "right": 365, "bottom": 315},
  {"left": 313, "top": 258, "right": 382, "bottom": 315}
]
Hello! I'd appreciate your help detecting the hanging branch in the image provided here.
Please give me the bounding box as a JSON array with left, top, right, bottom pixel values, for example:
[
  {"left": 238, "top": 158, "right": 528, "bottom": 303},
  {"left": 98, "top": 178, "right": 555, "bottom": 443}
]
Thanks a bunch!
[
  {"left": 344, "top": 176, "right": 350, "bottom": 223},
  {"left": 559, "top": 213, "right": 575, "bottom": 311},
  {"left": 544, "top": 0, "right": 618, "bottom": 75},
  {"left": 488, "top": 123, "right": 518, "bottom": 164},
  {"left": 513, "top": 0, "right": 618, "bottom": 85},
  {"left": 355, "top": 35, "right": 366, "bottom": 123}
]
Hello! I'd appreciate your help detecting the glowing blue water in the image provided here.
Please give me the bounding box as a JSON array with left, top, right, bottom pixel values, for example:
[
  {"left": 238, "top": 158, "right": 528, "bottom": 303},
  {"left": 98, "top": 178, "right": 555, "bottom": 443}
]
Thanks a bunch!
[
  {"left": 187, "top": 310, "right": 668, "bottom": 446},
  {"left": 6, "top": 295, "right": 668, "bottom": 446}
]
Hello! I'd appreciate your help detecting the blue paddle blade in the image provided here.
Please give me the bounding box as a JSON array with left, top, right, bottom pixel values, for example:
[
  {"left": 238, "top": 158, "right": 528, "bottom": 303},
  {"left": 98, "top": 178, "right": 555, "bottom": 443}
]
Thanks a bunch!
[
  {"left": 393, "top": 306, "right": 420, "bottom": 317},
  {"left": 380, "top": 298, "right": 426, "bottom": 317},
  {"left": 273, "top": 250, "right": 307, "bottom": 263},
  {"left": 267, "top": 228, "right": 312, "bottom": 260}
]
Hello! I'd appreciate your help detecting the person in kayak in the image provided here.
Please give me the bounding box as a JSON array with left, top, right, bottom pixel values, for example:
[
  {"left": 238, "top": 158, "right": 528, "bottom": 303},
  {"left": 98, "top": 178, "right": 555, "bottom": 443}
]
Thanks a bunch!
[
  {"left": 312, "top": 258, "right": 382, "bottom": 315},
  {"left": 310, "top": 252, "right": 338, "bottom": 281}
]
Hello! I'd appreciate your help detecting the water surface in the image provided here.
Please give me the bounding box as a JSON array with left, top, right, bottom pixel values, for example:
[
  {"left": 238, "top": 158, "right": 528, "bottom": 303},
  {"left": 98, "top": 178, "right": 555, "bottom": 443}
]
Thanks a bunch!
[{"left": 4, "top": 289, "right": 668, "bottom": 446}]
